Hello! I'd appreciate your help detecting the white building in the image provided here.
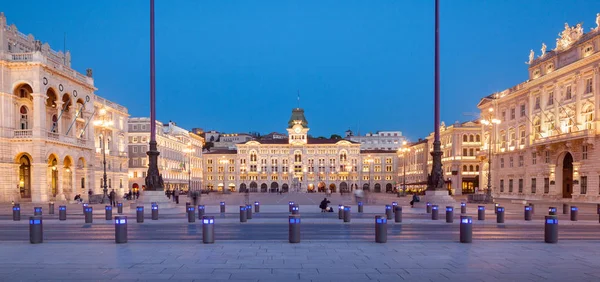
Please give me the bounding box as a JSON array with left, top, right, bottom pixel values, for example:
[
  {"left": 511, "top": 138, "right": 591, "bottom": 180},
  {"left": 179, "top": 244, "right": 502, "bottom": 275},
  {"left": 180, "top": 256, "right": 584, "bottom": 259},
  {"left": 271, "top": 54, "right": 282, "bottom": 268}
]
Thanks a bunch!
[{"left": 345, "top": 130, "right": 406, "bottom": 151}]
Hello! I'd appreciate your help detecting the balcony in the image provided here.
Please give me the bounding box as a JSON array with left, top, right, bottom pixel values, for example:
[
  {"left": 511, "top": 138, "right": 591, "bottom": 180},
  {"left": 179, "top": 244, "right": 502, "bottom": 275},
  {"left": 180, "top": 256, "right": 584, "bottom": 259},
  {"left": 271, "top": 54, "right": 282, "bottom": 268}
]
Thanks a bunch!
[
  {"left": 532, "top": 129, "right": 595, "bottom": 146},
  {"left": 13, "top": 130, "right": 32, "bottom": 138},
  {"left": 6, "top": 52, "right": 92, "bottom": 86}
]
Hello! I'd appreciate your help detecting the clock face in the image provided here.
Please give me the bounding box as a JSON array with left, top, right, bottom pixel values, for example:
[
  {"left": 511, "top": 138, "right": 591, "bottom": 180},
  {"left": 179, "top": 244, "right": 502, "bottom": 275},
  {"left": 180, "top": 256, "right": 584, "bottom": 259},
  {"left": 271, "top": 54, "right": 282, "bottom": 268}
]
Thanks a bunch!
[{"left": 294, "top": 127, "right": 301, "bottom": 133}]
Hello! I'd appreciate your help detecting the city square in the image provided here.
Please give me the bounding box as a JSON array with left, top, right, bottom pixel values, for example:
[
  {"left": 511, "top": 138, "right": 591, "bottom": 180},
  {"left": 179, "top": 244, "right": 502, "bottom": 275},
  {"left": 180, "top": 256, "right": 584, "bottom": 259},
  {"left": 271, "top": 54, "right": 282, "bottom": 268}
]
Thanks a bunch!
[{"left": 1, "top": 0, "right": 600, "bottom": 281}]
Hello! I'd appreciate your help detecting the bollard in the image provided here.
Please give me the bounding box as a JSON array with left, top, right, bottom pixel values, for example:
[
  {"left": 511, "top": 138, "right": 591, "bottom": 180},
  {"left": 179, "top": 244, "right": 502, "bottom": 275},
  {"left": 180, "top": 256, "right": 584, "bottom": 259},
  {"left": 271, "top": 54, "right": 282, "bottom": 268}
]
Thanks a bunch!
[
  {"left": 460, "top": 202, "right": 466, "bottom": 214},
  {"left": 544, "top": 216, "right": 558, "bottom": 243},
  {"left": 477, "top": 206, "right": 485, "bottom": 220},
  {"left": 187, "top": 206, "right": 196, "bottom": 223},
  {"left": 82, "top": 203, "right": 88, "bottom": 215},
  {"left": 358, "top": 201, "right": 363, "bottom": 213},
  {"left": 202, "top": 216, "right": 215, "bottom": 244},
  {"left": 529, "top": 203, "right": 535, "bottom": 214},
  {"left": 343, "top": 206, "right": 351, "bottom": 223},
  {"left": 392, "top": 202, "right": 398, "bottom": 213},
  {"left": 385, "top": 205, "right": 393, "bottom": 220},
  {"left": 570, "top": 206, "right": 578, "bottom": 221},
  {"left": 496, "top": 207, "right": 505, "bottom": 223},
  {"left": 446, "top": 206, "right": 454, "bottom": 223},
  {"left": 246, "top": 204, "right": 253, "bottom": 219},
  {"left": 84, "top": 207, "right": 93, "bottom": 223},
  {"left": 289, "top": 201, "right": 295, "bottom": 212},
  {"left": 524, "top": 206, "right": 532, "bottom": 221},
  {"left": 459, "top": 216, "right": 472, "bottom": 243},
  {"left": 198, "top": 205, "right": 205, "bottom": 219},
  {"left": 289, "top": 215, "right": 301, "bottom": 243},
  {"left": 58, "top": 206, "right": 66, "bottom": 221},
  {"left": 338, "top": 205, "right": 344, "bottom": 219},
  {"left": 12, "top": 204, "right": 20, "bottom": 221},
  {"left": 151, "top": 204, "right": 158, "bottom": 220},
  {"left": 239, "top": 206, "right": 247, "bottom": 222},
  {"left": 431, "top": 205, "right": 439, "bottom": 220},
  {"left": 494, "top": 203, "right": 499, "bottom": 214},
  {"left": 114, "top": 216, "right": 128, "bottom": 243},
  {"left": 220, "top": 202, "right": 226, "bottom": 213},
  {"left": 185, "top": 202, "right": 191, "bottom": 210},
  {"left": 549, "top": 207, "right": 557, "bottom": 215},
  {"left": 105, "top": 205, "right": 113, "bottom": 220},
  {"left": 117, "top": 202, "right": 123, "bottom": 214},
  {"left": 563, "top": 203, "right": 569, "bottom": 215},
  {"left": 34, "top": 207, "right": 42, "bottom": 216},
  {"left": 136, "top": 206, "right": 144, "bottom": 223},
  {"left": 394, "top": 206, "right": 403, "bottom": 223},
  {"left": 29, "top": 216, "right": 43, "bottom": 244},
  {"left": 291, "top": 205, "right": 300, "bottom": 215},
  {"left": 254, "top": 201, "right": 260, "bottom": 213},
  {"left": 49, "top": 202, "right": 55, "bottom": 215},
  {"left": 375, "top": 215, "right": 387, "bottom": 243},
  {"left": 426, "top": 202, "right": 432, "bottom": 214}
]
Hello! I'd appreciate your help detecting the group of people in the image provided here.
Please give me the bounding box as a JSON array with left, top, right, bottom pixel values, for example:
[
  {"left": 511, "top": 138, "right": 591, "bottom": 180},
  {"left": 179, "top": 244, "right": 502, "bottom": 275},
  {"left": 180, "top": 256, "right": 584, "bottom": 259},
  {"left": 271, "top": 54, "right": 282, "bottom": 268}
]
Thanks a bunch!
[{"left": 165, "top": 188, "right": 181, "bottom": 204}]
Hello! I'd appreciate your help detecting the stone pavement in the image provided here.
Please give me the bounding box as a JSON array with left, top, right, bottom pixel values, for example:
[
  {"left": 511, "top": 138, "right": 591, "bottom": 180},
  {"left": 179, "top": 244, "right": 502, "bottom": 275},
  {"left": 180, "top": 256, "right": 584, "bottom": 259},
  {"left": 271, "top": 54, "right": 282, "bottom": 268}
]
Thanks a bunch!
[{"left": 1, "top": 240, "right": 600, "bottom": 281}]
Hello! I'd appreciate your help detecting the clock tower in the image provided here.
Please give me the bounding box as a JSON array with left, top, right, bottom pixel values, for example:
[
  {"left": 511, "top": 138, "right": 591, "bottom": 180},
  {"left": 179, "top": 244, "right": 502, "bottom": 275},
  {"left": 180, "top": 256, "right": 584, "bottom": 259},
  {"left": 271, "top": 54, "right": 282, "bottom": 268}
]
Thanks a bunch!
[{"left": 286, "top": 108, "right": 309, "bottom": 145}]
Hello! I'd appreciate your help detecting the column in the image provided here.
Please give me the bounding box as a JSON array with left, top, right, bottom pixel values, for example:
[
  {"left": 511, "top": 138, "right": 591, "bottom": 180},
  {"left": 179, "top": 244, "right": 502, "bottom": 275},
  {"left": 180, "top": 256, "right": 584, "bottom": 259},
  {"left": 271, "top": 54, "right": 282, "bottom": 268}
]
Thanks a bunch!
[
  {"left": 31, "top": 163, "right": 48, "bottom": 203},
  {"left": 32, "top": 94, "right": 45, "bottom": 138}
]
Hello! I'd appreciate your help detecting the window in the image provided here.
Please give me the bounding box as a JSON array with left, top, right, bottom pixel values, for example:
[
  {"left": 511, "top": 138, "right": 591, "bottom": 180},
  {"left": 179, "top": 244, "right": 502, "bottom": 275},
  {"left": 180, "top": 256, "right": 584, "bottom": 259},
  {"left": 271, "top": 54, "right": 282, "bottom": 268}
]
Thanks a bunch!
[
  {"left": 508, "top": 179, "right": 513, "bottom": 193},
  {"left": 463, "top": 148, "right": 467, "bottom": 156},
  {"left": 547, "top": 92, "right": 554, "bottom": 106},
  {"left": 520, "top": 104, "right": 526, "bottom": 117},
  {"left": 583, "top": 107, "right": 594, "bottom": 130},
  {"left": 469, "top": 165, "right": 474, "bottom": 171},
  {"left": 463, "top": 165, "right": 467, "bottom": 172},
  {"left": 585, "top": 78, "right": 593, "bottom": 94},
  {"left": 469, "top": 149, "right": 474, "bottom": 156},
  {"left": 469, "top": 135, "right": 474, "bottom": 142},
  {"left": 500, "top": 158, "right": 504, "bottom": 168},
  {"left": 581, "top": 176, "right": 587, "bottom": 194},
  {"left": 502, "top": 110, "right": 506, "bottom": 121},
  {"left": 533, "top": 119, "right": 541, "bottom": 138},
  {"left": 500, "top": 179, "right": 504, "bottom": 192},
  {"left": 545, "top": 151, "right": 550, "bottom": 163},
  {"left": 509, "top": 157, "right": 513, "bottom": 167},
  {"left": 510, "top": 108, "right": 515, "bottom": 120},
  {"left": 534, "top": 97, "right": 540, "bottom": 110},
  {"left": 531, "top": 178, "right": 537, "bottom": 194},
  {"left": 518, "top": 155, "right": 524, "bottom": 167},
  {"left": 565, "top": 85, "right": 572, "bottom": 100},
  {"left": 532, "top": 152, "right": 537, "bottom": 165},
  {"left": 19, "top": 106, "right": 29, "bottom": 129},
  {"left": 476, "top": 135, "right": 480, "bottom": 142},
  {"left": 518, "top": 179, "right": 523, "bottom": 193},
  {"left": 544, "top": 178, "right": 550, "bottom": 194},
  {"left": 582, "top": 145, "right": 588, "bottom": 160},
  {"left": 133, "top": 146, "right": 138, "bottom": 153},
  {"left": 519, "top": 127, "right": 526, "bottom": 146},
  {"left": 463, "top": 135, "right": 467, "bottom": 142},
  {"left": 475, "top": 165, "right": 479, "bottom": 171}
]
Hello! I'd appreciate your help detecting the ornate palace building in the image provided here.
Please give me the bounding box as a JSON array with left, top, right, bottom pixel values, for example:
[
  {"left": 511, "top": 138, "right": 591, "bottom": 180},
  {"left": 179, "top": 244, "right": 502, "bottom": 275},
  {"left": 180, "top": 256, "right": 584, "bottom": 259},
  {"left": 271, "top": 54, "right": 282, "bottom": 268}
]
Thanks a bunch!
[
  {"left": 0, "top": 13, "right": 129, "bottom": 203},
  {"left": 203, "top": 108, "right": 399, "bottom": 193},
  {"left": 478, "top": 15, "right": 600, "bottom": 202},
  {"left": 128, "top": 118, "right": 203, "bottom": 194}
]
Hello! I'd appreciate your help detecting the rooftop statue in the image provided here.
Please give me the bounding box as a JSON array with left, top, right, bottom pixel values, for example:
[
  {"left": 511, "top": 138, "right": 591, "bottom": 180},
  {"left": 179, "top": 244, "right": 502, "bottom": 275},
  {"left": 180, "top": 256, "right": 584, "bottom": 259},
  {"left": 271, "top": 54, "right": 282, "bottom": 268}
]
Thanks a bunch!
[
  {"left": 556, "top": 22, "right": 584, "bottom": 51},
  {"left": 526, "top": 49, "right": 534, "bottom": 64},
  {"left": 540, "top": 43, "right": 547, "bottom": 57}
]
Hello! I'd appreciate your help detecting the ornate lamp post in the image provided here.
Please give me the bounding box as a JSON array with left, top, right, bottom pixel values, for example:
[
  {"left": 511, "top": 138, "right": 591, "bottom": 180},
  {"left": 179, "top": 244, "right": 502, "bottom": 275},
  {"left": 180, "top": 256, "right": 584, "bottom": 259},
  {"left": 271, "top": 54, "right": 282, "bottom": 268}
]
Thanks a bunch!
[
  {"left": 345, "top": 163, "right": 352, "bottom": 193},
  {"left": 367, "top": 156, "right": 374, "bottom": 192},
  {"left": 184, "top": 143, "right": 195, "bottom": 195},
  {"left": 219, "top": 157, "right": 228, "bottom": 194},
  {"left": 93, "top": 108, "right": 113, "bottom": 204},
  {"left": 428, "top": 0, "right": 445, "bottom": 192},
  {"left": 481, "top": 107, "right": 501, "bottom": 202},
  {"left": 399, "top": 141, "right": 409, "bottom": 196}
]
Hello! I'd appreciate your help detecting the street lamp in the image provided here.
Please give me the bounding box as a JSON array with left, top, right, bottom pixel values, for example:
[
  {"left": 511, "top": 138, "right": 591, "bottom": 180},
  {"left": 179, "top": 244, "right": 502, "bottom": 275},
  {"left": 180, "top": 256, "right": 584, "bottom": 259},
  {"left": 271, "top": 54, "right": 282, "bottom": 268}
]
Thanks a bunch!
[
  {"left": 183, "top": 143, "right": 195, "bottom": 195},
  {"left": 399, "top": 140, "right": 409, "bottom": 196},
  {"left": 93, "top": 108, "right": 113, "bottom": 204},
  {"left": 366, "top": 156, "right": 374, "bottom": 192},
  {"left": 481, "top": 107, "right": 501, "bottom": 202},
  {"left": 219, "top": 157, "right": 228, "bottom": 194},
  {"left": 345, "top": 163, "right": 352, "bottom": 193}
]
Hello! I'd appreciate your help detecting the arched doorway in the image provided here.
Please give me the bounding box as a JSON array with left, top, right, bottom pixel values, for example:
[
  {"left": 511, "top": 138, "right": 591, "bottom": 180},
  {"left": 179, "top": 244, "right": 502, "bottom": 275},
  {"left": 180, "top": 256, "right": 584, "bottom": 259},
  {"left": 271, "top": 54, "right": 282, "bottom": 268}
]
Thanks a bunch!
[
  {"left": 563, "top": 152, "right": 573, "bottom": 198},
  {"left": 18, "top": 155, "right": 31, "bottom": 198},
  {"left": 260, "top": 183, "right": 268, "bottom": 193},
  {"left": 250, "top": 181, "right": 258, "bottom": 192},
  {"left": 270, "top": 182, "right": 279, "bottom": 193},
  {"left": 363, "top": 183, "right": 370, "bottom": 191},
  {"left": 282, "top": 183, "right": 289, "bottom": 192},
  {"left": 329, "top": 183, "right": 336, "bottom": 193},
  {"left": 132, "top": 183, "right": 139, "bottom": 194},
  {"left": 307, "top": 183, "right": 315, "bottom": 192},
  {"left": 386, "top": 183, "right": 393, "bottom": 193},
  {"left": 318, "top": 182, "right": 326, "bottom": 192},
  {"left": 340, "top": 182, "right": 348, "bottom": 193},
  {"left": 240, "top": 183, "right": 247, "bottom": 193},
  {"left": 374, "top": 183, "right": 381, "bottom": 193}
]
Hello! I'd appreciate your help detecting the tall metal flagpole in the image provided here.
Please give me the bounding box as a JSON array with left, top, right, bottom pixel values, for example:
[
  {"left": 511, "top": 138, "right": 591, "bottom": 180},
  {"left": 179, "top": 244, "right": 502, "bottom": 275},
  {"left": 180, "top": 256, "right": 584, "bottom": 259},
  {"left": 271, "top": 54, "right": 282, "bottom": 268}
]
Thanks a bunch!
[
  {"left": 428, "top": 0, "right": 444, "bottom": 192},
  {"left": 145, "top": 0, "right": 164, "bottom": 191}
]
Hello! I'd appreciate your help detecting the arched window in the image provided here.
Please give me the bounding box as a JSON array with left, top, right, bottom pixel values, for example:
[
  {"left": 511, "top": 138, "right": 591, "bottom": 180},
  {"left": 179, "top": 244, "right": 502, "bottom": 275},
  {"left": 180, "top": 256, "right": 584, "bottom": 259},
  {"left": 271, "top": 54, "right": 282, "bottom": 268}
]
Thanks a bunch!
[
  {"left": 469, "top": 165, "right": 474, "bottom": 171},
  {"left": 462, "top": 165, "right": 467, "bottom": 171},
  {"left": 469, "top": 135, "right": 474, "bottom": 142},
  {"left": 469, "top": 148, "right": 474, "bottom": 156},
  {"left": 533, "top": 119, "right": 541, "bottom": 138},
  {"left": 250, "top": 151, "right": 257, "bottom": 162},
  {"left": 475, "top": 165, "right": 479, "bottom": 171},
  {"left": 81, "top": 177, "right": 85, "bottom": 189},
  {"left": 583, "top": 106, "right": 594, "bottom": 130},
  {"left": 20, "top": 106, "right": 29, "bottom": 130},
  {"left": 463, "top": 148, "right": 467, "bottom": 156},
  {"left": 51, "top": 114, "right": 58, "bottom": 133},
  {"left": 463, "top": 135, "right": 467, "bottom": 142},
  {"left": 339, "top": 152, "right": 347, "bottom": 162},
  {"left": 294, "top": 151, "right": 302, "bottom": 163},
  {"left": 476, "top": 134, "right": 481, "bottom": 142}
]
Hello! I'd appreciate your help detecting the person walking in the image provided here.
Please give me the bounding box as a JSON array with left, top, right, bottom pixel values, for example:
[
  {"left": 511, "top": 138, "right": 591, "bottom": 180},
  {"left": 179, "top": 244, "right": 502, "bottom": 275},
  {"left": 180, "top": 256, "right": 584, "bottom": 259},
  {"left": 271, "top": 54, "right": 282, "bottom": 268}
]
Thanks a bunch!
[
  {"left": 174, "top": 188, "right": 180, "bottom": 204},
  {"left": 109, "top": 189, "right": 116, "bottom": 207}
]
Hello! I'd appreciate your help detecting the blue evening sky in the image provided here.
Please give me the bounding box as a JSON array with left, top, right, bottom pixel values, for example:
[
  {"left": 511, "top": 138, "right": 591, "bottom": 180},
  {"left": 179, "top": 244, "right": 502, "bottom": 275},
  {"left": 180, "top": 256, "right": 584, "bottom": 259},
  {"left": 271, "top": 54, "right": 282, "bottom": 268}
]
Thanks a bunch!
[{"left": 2, "top": 1, "right": 598, "bottom": 140}]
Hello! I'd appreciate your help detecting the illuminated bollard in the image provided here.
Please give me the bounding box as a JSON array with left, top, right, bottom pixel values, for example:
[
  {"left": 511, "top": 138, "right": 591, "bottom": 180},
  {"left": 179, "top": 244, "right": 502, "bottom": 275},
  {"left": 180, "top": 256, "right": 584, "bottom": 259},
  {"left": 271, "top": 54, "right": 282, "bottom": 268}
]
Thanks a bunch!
[
  {"left": 136, "top": 206, "right": 144, "bottom": 223},
  {"left": 524, "top": 206, "right": 532, "bottom": 221},
  {"left": 385, "top": 205, "right": 393, "bottom": 220},
  {"left": 375, "top": 215, "right": 387, "bottom": 243},
  {"left": 549, "top": 207, "right": 557, "bottom": 215},
  {"left": 246, "top": 204, "right": 253, "bottom": 219},
  {"left": 105, "top": 205, "right": 113, "bottom": 220},
  {"left": 239, "top": 206, "right": 247, "bottom": 222},
  {"left": 460, "top": 202, "right": 466, "bottom": 214},
  {"left": 117, "top": 202, "right": 123, "bottom": 214},
  {"left": 48, "top": 202, "right": 55, "bottom": 215},
  {"left": 34, "top": 207, "right": 42, "bottom": 216},
  {"left": 151, "top": 203, "right": 158, "bottom": 220},
  {"left": 82, "top": 203, "right": 88, "bottom": 215},
  {"left": 197, "top": 205, "right": 205, "bottom": 219},
  {"left": 426, "top": 202, "right": 432, "bottom": 214},
  {"left": 494, "top": 203, "right": 499, "bottom": 214},
  {"left": 477, "top": 206, "right": 485, "bottom": 221},
  {"left": 343, "top": 206, "right": 351, "bottom": 223},
  {"left": 291, "top": 205, "right": 299, "bottom": 215},
  {"left": 358, "top": 201, "right": 363, "bottom": 213},
  {"left": 289, "top": 201, "right": 295, "bottom": 212},
  {"left": 12, "top": 204, "right": 20, "bottom": 221},
  {"left": 84, "top": 207, "right": 93, "bottom": 223},
  {"left": 394, "top": 206, "right": 403, "bottom": 223},
  {"left": 58, "top": 206, "right": 67, "bottom": 221},
  {"left": 459, "top": 216, "right": 472, "bottom": 243},
  {"left": 446, "top": 206, "right": 454, "bottom": 223},
  {"left": 29, "top": 216, "right": 43, "bottom": 244},
  {"left": 338, "top": 205, "right": 344, "bottom": 219},
  {"left": 187, "top": 206, "right": 196, "bottom": 223},
  {"left": 563, "top": 203, "right": 569, "bottom": 215},
  {"left": 544, "top": 216, "right": 558, "bottom": 243},
  {"left": 496, "top": 207, "right": 505, "bottom": 223},
  {"left": 114, "top": 216, "right": 128, "bottom": 244},
  {"left": 570, "top": 206, "right": 578, "bottom": 221},
  {"left": 202, "top": 216, "right": 215, "bottom": 244},
  {"left": 431, "top": 205, "right": 439, "bottom": 220},
  {"left": 254, "top": 201, "right": 260, "bottom": 213},
  {"left": 392, "top": 202, "right": 398, "bottom": 213},
  {"left": 289, "top": 215, "right": 301, "bottom": 243},
  {"left": 220, "top": 202, "right": 226, "bottom": 213}
]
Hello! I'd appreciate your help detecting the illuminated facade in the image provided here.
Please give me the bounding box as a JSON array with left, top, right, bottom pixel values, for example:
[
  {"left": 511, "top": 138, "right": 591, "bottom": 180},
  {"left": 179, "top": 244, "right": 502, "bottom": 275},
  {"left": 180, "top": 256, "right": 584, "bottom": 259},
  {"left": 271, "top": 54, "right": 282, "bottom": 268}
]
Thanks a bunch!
[
  {"left": 478, "top": 16, "right": 600, "bottom": 202},
  {"left": 203, "top": 108, "right": 399, "bottom": 193}
]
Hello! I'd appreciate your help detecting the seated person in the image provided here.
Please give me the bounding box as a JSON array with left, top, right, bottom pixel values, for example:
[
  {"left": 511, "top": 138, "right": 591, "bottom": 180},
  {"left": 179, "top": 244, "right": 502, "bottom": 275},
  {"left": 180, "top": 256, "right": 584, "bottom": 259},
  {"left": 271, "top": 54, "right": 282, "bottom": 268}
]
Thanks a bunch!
[{"left": 319, "top": 198, "right": 331, "bottom": 212}]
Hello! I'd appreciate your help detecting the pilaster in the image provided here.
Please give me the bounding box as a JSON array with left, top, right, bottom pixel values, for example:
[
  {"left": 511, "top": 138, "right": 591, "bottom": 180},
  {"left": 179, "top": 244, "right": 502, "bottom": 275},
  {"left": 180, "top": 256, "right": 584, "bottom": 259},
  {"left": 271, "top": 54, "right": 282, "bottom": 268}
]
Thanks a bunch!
[{"left": 31, "top": 163, "right": 48, "bottom": 203}]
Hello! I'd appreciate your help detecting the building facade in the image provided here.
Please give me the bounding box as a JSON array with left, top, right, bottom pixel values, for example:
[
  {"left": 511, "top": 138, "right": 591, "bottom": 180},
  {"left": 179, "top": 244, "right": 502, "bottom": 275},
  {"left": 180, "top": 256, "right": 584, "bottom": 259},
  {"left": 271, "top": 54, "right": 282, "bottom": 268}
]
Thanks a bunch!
[
  {"left": 128, "top": 118, "right": 203, "bottom": 194},
  {"left": 202, "top": 108, "right": 399, "bottom": 193},
  {"left": 478, "top": 17, "right": 600, "bottom": 202},
  {"left": 345, "top": 130, "right": 406, "bottom": 151}
]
